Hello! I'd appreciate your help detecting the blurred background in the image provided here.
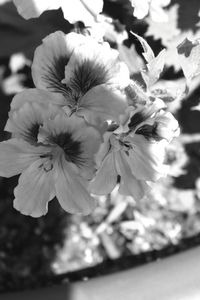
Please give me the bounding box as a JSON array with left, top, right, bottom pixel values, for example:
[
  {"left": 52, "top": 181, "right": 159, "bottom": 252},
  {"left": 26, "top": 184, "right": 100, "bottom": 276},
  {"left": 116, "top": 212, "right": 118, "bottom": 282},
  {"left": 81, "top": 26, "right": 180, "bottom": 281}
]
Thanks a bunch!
[{"left": 0, "top": 0, "right": 200, "bottom": 293}]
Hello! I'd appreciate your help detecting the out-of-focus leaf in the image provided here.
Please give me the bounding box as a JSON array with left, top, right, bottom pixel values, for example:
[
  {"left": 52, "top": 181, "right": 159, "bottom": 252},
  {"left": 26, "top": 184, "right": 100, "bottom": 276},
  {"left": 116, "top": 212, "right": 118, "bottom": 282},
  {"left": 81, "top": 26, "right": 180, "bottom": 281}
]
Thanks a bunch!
[
  {"left": 131, "top": 31, "right": 155, "bottom": 62},
  {"left": 145, "top": 3, "right": 200, "bottom": 70},
  {"left": 145, "top": 5, "right": 180, "bottom": 45},
  {"left": 150, "top": 78, "right": 187, "bottom": 110},
  {"left": 177, "top": 38, "right": 200, "bottom": 83},
  {"left": 0, "top": 2, "right": 72, "bottom": 58}
]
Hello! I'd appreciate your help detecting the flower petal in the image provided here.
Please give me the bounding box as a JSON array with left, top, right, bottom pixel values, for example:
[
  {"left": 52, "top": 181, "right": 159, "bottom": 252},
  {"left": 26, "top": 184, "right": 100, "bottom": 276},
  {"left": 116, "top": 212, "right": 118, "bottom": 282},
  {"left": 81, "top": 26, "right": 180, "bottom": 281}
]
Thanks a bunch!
[
  {"left": 13, "top": 0, "right": 61, "bottom": 19},
  {"left": 43, "top": 114, "right": 102, "bottom": 179},
  {"left": 64, "top": 40, "right": 129, "bottom": 92},
  {"left": 9, "top": 88, "right": 66, "bottom": 112},
  {"left": 126, "top": 134, "right": 169, "bottom": 181},
  {"left": 32, "top": 31, "right": 84, "bottom": 96},
  {"left": 116, "top": 151, "right": 150, "bottom": 201},
  {"left": 89, "top": 152, "right": 117, "bottom": 195},
  {"left": 14, "top": 159, "right": 55, "bottom": 217},
  {"left": 5, "top": 88, "right": 65, "bottom": 132},
  {"left": 70, "top": 123, "right": 102, "bottom": 180},
  {"left": 155, "top": 111, "right": 180, "bottom": 142},
  {"left": 77, "top": 85, "right": 128, "bottom": 125},
  {"left": 0, "top": 138, "right": 48, "bottom": 177},
  {"left": 5, "top": 99, "right": 63, "bottom": 142},
  {"left": 54, "top": 155, "right": 96, "bottom": 215},
  {"left": 131, "top": 0, "right": 150, "bottom": 19}
]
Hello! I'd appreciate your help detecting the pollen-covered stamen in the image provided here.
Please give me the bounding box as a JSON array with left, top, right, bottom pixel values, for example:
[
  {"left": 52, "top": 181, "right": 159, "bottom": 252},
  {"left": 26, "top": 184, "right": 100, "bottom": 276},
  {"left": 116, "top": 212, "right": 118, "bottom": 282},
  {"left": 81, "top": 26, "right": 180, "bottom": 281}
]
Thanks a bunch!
[
  {"left": 39, "top": 153, "right": 54, "bottom": 172},
  {"left": 69, "top": 59, "right": 109, "bottom": 96},
  {"left": 50, "top": 133, "right": 83, "bottom": 165}
]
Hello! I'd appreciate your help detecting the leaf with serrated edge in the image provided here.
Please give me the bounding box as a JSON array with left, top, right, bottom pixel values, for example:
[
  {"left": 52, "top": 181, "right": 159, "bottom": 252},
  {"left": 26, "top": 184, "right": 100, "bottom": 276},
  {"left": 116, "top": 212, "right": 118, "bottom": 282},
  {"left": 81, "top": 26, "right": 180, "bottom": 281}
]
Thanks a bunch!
[
  {"left": 131, "top": 31, "right": 155, "bottom": 63},
  {"left": 142, "top": 49, "right": 166, "bottom": 88}
]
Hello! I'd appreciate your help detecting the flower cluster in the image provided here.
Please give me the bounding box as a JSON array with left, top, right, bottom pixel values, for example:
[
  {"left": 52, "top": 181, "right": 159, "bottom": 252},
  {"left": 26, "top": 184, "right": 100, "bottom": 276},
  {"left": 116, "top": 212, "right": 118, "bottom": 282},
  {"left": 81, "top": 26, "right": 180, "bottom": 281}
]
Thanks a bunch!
[{"left": 0, "top": 31, "right": 179, "bottom": 217}]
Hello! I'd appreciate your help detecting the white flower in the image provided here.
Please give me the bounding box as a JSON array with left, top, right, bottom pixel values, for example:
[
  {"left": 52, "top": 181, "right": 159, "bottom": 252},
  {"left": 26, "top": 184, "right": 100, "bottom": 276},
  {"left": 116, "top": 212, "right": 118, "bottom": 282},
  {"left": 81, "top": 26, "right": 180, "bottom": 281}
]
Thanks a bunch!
[
  {"left": 90, "top": 95, "right": 179, "bottom": 200},
  {"left": 30, "top": 31, "right": 129, "bottom": 125},
  {"left": 0, "top": 101, "right": 101, "bottom": 217},
  {"left": 131, "top": 0, "right": 171, "bottom": 22},
  {"left": 90, "top": 133, "right": 167, "bottom": 201},
  {"left": 13, "top": 0, "right": 104, "bottom": 25}
]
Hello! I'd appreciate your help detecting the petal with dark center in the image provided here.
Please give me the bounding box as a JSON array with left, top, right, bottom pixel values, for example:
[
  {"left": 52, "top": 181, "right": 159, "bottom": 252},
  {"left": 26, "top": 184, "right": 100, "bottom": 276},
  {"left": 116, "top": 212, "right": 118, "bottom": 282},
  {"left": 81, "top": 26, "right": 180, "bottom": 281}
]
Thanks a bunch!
[
  {"left": 32, "top": 31, "right": 85, "bottom": 96},
  {"left": 5, "top": 101, "right": 63, "bottom": 143},
  {"left": 0, "top": 138, "right": 48, "bottom": 177},
  {"left": 65, "top": 41, "right": 129, "bottom": 94},
  {"left": 14, "top": 159, "right": 55, "bottom": 217},
  {"left": 54, "top": 155, "right": 96, "bottom": 215},
  {"left": 125, "top": 134, "right": 169, "bottom": 181},
  {"left": 42, "top": 114, "right": 101, "bottom": 179},
  {"left": 128, "top": 98, "right": 165, "bottom": 131}
]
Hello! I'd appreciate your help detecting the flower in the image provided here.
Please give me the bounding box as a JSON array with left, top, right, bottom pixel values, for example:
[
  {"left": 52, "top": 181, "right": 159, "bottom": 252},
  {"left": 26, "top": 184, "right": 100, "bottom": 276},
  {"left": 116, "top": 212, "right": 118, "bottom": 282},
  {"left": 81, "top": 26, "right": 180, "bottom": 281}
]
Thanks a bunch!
[
  {"left": 90, "top": 95, "right": 179, "bottom": 200},
  {"left": 0, "top": 101, "right": 101, "bottom": 217},
  {"left": 130, "top": 0, "right": 171, "bottom": 22},
  {"left": 29, "top": 31, "right": 129, "bottom": 125},
  {"left": 13, "top": 0, "right": 104, "bottom": 25}
]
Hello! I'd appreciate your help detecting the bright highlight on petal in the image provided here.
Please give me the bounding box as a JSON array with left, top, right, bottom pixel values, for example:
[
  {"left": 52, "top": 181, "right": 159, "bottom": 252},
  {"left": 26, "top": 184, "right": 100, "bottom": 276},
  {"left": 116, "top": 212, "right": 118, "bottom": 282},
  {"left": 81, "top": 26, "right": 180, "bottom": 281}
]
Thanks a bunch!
[
  {"left": 13, "top": 0, "right": 103, "bottom": 25},
  {"left": 32, "top": 32, "right": 73, "bottom": 96},
  {"left": 77, "top": 85, "right": 128, "bottom": 125},
  {"left": 61, "top": 0, "right": 104, "bottom": 26}
]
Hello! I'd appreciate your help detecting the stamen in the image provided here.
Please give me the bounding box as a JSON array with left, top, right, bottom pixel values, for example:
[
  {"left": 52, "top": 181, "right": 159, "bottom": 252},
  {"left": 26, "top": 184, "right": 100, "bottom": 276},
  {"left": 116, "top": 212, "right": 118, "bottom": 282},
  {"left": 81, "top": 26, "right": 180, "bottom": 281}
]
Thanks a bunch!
[{"left": 39, "top": 154, "right": 54, "bottom": 172}]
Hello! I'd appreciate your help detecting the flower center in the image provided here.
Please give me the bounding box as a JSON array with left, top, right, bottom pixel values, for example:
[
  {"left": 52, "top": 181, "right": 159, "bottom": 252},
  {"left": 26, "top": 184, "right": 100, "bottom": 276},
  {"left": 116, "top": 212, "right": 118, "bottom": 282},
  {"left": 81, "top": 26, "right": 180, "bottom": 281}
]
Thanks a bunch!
[
  {"left": 69, "top": 59, "right": 109, "bottom": 98},
  {"left": 39, "top": 153, "right": 54, "bottom": 172},
  {"left": 50, "top": 132, "right": 83, "bottom": 165},
  {"left": 22, "top": 123, "right": 40, "bottom": 144}
]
